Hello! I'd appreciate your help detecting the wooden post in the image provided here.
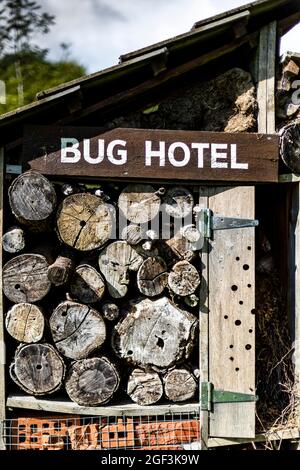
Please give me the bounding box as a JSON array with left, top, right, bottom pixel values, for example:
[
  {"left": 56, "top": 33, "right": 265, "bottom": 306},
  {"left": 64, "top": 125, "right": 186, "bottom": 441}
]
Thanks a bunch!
[
  {"left": 257, "top": 21, "right": 277, "bottom": 134},
  {"left": 199, "top": 188, "right": 209, "bottom": 450},
  {"left": 0, "top": 148, "right": 5, "bottom": 450},
  {"left": 288, "top": 183, "right": 300, "bottom": 440}
]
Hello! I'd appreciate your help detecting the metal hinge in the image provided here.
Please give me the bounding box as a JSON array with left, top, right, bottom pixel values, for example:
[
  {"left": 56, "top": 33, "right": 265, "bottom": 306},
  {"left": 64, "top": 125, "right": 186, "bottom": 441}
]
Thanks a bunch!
[
  {"left": 201, "top": 382, "right": 258, "bottom": 412},
  {"left": 198, "top": 208, "right": 259, "bottom": 239}
]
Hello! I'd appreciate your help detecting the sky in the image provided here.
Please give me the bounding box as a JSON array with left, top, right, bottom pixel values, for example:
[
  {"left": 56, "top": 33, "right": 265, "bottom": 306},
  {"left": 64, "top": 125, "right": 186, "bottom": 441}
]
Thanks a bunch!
[{"left": 36, "top": 0, "right": 300, "bottom": 73}]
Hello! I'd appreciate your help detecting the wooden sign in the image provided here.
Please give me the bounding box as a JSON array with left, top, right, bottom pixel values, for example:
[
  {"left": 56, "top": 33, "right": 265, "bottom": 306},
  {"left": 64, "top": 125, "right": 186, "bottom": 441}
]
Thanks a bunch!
[{"left": 24, "top": 126, "right": 279, "bottom": 182}]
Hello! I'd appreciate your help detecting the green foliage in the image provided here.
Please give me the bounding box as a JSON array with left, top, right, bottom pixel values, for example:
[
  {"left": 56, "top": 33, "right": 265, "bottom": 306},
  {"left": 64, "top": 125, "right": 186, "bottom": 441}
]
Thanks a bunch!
[{"left": 0, "top": 50, "right": 86, "bottom": 114}]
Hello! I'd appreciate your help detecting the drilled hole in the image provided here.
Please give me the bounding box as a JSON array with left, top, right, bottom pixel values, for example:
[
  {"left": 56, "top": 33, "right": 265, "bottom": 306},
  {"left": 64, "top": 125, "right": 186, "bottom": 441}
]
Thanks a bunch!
[
  {"left": 236, "top": 257, "right": 240, "bottom": 261},
  {"left": 247, "top": 284, "right": 252, "bottom": 288},
  {"left": 239, "top": 300, "right": 244, "bottom": 305},
  {"left": 80, "top": 220, "right": 86, "bottom": 227},
  {"left": 249, "top": 329, "right": 253, "bottom": 333},
  {"left": 247, "top": 246, "right": 252, "bottom": 251},
  {"left": 229, "top": 357, "right": 234, "bottom": 361},
  {"left": 235, "top": 320, "right": 241, "bottom": 326},
  {"left": 251, "top": 309, "right": 257, "bottom": 315},
  {"left": 15, "top": 284, "right": 21, "bottom": 290},
  {"left": 235, "top": 367, "right": 240, "bottom": 372},
  {"left": 231, "top": 285, "right": 238, "bottom": 291},
  {"left": 61, "top": 312, "right": 67, "bottom": 317},
  {"left": 224, "top": 315, "right": 228, "bottom": 319},
  {"left": 36, "top": 364, "right": 42, "bottom": 370},
  {"left": 243, "top": 264, "right": 249, "bottom": 271},
  {"left": 229, "top": 344, "right": 234, "bottom": 349},
  {"left": 127, "top": 350, "right": 133, "bottom": 355},
  {"left": 245, "top": 344, "right": 252, "bottom": 350}
]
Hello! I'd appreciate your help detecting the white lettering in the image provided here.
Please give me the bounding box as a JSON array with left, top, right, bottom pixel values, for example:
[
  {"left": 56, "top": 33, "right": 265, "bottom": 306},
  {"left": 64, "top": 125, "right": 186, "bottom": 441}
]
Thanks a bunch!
[
  {"left": 168, "top": 142, "right": 190, "bottom": 167},
  {"left": 83, "top": 138, "right": 105, "bottom": 164},
  {"left": 61, "top": 138, "right": 81, "bottom": 163},
  {"left": 192, "top": 143, "right": 210, "bottom": 168},
  {"left": 231, "top": 144, "right": 248, "bottom": 170},
  {"left": 211, "top": 143, "right": 228, "bottom": 169},
  {"left": 145, "top": 141, "right": 165, "bottom": 166},
  {"left": 107, "top": 139, "right": 127, "bottom": 165}
]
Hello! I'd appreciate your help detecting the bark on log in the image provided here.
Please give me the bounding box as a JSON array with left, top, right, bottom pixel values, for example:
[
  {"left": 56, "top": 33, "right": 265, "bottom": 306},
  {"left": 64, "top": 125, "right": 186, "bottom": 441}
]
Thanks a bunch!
[
  {"left": 118, "top": 184, "right": 161, "bottom": 223},
  {"left": 65, "top": 357, "right": 120, "bottom": 406},
  {"left": 163, "top": 368, "right": 197, "bottom": 402},
  {"left": 137, "top": 257, "right": 168, "bottom": 297},
  {"left": 50, "top": 301, "right": 106, "bottom": 360},
  {"left": 10, "top": 343, "right": 65, "bottom": 395},
  {"left": 56, "top": 193, "right": 112, "bottom": 251},
  {"left": 8, "top": 171, "right": 57, "bottom": 231},
  {"left": 3, "top": 254, "right": 51, "bottom": 303},
  {"left": 102, "top": 302, "right": 120, "bottom": 321},
  {"left": 163, "top": 187, "right": 194, "bottom": 219},
  {"left": 48, "top": 255, "right": 75, "bottom": 286},
  {"left": 127, "top": 368, "right": 163, "bottom": 406},
  {"left": 2, "top": 226, "right": 25, "bottom": 253},
  {"left": 168, "top": 261, "right": 201, "bottom": 296},
  {"left": 70, "top": 264, "right": 105, "bottom": 303},
  {"left": 112, "top": 297, "right": 198, "bottom": 370},
  {"left": 280, "top": 122, "right": 300, "bottom": 174},
  {"left": 98, "top": 241, "right": 143, "bottom": 298},
  {"left": 5, "top": 303, "right": 44, "bottom": 343},
  {"left": 121, "top": 224, "right": 145, "bottom": 245}
]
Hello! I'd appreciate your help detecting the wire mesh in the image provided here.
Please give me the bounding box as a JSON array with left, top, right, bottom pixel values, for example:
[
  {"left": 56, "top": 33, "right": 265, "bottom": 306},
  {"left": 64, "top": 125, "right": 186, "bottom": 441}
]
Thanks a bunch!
[{"left": 3, "top": 411, "right": 200, "bottom": 450}]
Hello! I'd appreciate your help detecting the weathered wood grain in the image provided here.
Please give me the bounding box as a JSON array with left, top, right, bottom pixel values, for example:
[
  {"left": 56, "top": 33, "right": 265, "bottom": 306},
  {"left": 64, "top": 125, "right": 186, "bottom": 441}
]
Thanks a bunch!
[
  {"left": 5, "top": 303, "right": 44, "bottom": 343},
  {"left": 168, "top": 260, "right": 200, "bottom": 296},
  {"left": 10, "top": 343, "right": 65, "bottom": 395},
  {"left": 50, "top": 301, "right": 106, "bottom": 360},
  {"left": 8, "top": 171, "right": 56, "bottom": 231},
  {"left": 137, "top": 256, "right": 168, "bottom": 297},
  {"left": 102, "top": 302, "right": 120, "bottom": 321},
  {"left": 112, "top": 297, "right": 198, "bottom": 370},
  {"left": 56, "top": 193, "right": 112, "bottom": 251},
  {"left": 163, "top": 368, "right": 197, "bottom": 402},
  {"left": 3, "top": 253, "right": 51, "bottom": 303},
  {"left": 118, "top": 184, "right": 161, "bottom": 223},
  {"left": 127, "top": 368, "right": 163, "bottom": 406},
  {"left": 70, "top": 264, "right": 105, "bottom": 303},
  {"left": 2, "top": 226, "right": 25, "bottom": 253},
  {"left": 65, "top": 357, "right": 120, "bottom": 406},
  {"left": 163, "top": 187, "right": 194, "bottom": 218},
  {"left": 98, "top": 241, "right": 143, "bottom": 298},
  {"left": 48, "top": 255, "right": 74, "bottom": 286}
]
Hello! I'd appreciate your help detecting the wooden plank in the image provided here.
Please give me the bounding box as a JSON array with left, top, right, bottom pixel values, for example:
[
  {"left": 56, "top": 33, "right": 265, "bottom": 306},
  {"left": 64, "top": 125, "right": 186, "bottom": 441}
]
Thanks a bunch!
[
  {"left": 257, "top": 22, "right": 277, "bottom": 134},
  {"left": 0, "top": 148, "right": 5, "bottom": 450},
  {"left": 6, "top": 394, "right": 199, "bottom": 417},
  {"left": 208, "top": 187, "right": 255, "bottom": 438},
  {"left": 199, "top": 188, "right": 209, "bottom": 450},
  {"left": 24, "top": 126, "right": 279, "bottom": 183},
  {"left": 208, "top": 427, "right": 300, "bottom": 448}
]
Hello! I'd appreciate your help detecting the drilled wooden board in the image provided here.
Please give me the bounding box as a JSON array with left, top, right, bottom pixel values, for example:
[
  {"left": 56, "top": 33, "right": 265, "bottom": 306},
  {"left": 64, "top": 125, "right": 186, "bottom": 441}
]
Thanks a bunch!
[{"left": 208, "top": 186, "right": 255, "bottom": 438}]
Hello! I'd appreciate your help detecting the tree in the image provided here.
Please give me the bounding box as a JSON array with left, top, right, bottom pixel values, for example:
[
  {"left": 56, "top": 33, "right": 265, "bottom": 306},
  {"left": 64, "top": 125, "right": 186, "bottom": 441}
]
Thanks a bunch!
[{"left": 0, "top": 0, "right": 55, "bottom": 106}]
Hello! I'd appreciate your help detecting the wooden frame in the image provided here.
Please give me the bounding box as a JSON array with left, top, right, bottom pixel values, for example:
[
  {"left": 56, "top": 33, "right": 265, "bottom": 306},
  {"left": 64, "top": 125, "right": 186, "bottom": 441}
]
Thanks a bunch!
[{"left": 0, "top": 148, "right": 5, "bottom": 450}]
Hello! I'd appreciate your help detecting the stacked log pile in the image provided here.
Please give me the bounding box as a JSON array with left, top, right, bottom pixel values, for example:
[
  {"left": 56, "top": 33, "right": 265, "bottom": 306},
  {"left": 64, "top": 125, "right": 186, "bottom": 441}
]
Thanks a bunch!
[{"left": 3, "top": 170, "right": 200, "bottom": 407}]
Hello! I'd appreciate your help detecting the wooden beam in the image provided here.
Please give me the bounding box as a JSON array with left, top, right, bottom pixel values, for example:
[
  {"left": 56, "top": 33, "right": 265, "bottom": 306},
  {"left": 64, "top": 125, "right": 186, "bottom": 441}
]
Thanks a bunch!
[
  {"left": 58, "top": 33, "right": 258, "bottom": 125},
  {"left": 257, "top": 22, "right": 277, "bottom": 134},
  {"left": 0, "top": 148, "right": 5, "bottom": 450},
  {"left": 199, "top": 189, "right": 209, "bottom": 450},
  {"left": 6, "top": 394, "right": 199, "bottom": 417}
]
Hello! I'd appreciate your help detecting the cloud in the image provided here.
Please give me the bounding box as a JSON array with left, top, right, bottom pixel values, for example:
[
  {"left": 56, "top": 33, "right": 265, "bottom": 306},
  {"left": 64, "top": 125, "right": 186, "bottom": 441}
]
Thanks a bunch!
[{"left": 34, "top": 0, "right": 300, "bottom": 73}]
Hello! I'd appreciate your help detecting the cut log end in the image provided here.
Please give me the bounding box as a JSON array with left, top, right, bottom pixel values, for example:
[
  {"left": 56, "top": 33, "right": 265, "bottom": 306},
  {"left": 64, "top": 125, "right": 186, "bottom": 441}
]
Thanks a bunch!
[
  {"left": 127, "top": 368, "right": 163, "bottom": 405},
  {"left": 65, "top": 357, "right": 120, "bottom": 406},
  {"left": 137, "top": 256, "right": 168, "bottom": 297},
  {"left": 5, "top": 303, "right": 44, "bottom": 343},
  {"left": 70, "top": 264, "right": 105, "bottom": 303},
  {"left": 10, "top": 343, "right": 65, "bottom": 395},
  {"left": 118, "top": 184, "right": 161, "bottom": 223},
  {"left": 163, "top": 368, "right": 197, "bottom": 402},
  {"left": 48, "top": 256, "right": 75, "bottom": 286},
  {"left": 163, "top": 187, "right": 194, "bottom": 219},
  {"left": 2, "top": 227, "right": 25, "bottom": 253},
  {"left": 168, "top": 260, "right": 201, "bottom": 296},
  {"left": 102, "top": 302, "right": 120, "bottom": 321}
]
